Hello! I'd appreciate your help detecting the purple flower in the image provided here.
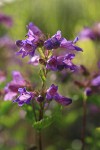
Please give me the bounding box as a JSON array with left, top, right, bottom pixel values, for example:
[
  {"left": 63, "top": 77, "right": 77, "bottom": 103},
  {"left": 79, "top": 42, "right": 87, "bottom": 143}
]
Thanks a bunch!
[
  {"left": 44, "top": 30, "right": 82, "bottom": 51},
  {"left": 91, "top": 75, "right": 100, "bottom": 86},
  {"left": 46, "top": 84, "right": 72, "bottom": 106},
  {"left": 44, "top": 31, "right": 62, "bottom": 50},
  {"left": 28, "top": 55, "right": 39, "bottom": 66},
  {"left": 56, "top": 56, "right": 65, "bottom": 70},
  {"left": 16, "top": 22, "right": 44, "bottom": 58},
  {"left": 46, "top": 84, "right": 58, "bottom": 100},
  {"left": 63, "top": 53, "right": 78, "bottom": 71},
  {"left": 79, "top": 27, "right": 95, "bottom": 40},
  {"left": 46, "top": 53, "right": 77, "bottom": 71},
  {"left": 60, "top": 37, "right": 82, "bottom": 51},
  {"left": 16, "top": 40, "right": 37, "bottom": 58},
  {"left": 0, "top": 13, "right": 13, "bottom": 27},
  {"left": 54, "top": 93, "right": 72, "bottom": 106},
  {"left": 46, "top": 56, "right": 58, "bottom": 71},
  {"left": 4, "top": 71, "right": 26, "bottom": 101},
  {"left": 13, "top": 87, "right": 33, "bottom": 106},
  {"left": 27, "top": 22, "right": 44, "bottom": 42}
]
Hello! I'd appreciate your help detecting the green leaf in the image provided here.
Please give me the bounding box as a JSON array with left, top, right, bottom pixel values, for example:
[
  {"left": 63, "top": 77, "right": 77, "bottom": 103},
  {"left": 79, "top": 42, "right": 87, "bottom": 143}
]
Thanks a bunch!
[
  {"left": 23, "top": 105, "right": 35, "bottom": 123},
  {"left": 0, "top": 101, "right": 12, "bottom": 116},
  {"left": 33, "top": 116, "right": 53, "bottom": 131}
]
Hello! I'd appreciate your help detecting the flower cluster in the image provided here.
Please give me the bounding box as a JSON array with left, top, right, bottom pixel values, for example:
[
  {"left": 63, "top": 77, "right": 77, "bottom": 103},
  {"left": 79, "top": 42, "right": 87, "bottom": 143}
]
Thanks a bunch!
[
  {"left": 16, "top": 22, "right": 45, "bottom": 58},
  {"left": 46, "top": 53, "right": 77, "bottom": 71},
  {"left": 13, "top": 84, "right": 72, "bottom": 106},
  {"left": 5, "top": 22, "right": 82, "bottom": 108},
  {"left": 16, "top": 23, "right": 82, "bottom": 72},
  {"left": 4, "top": 71, "right": 28, "bottom": 100},
  {"left": 75, "top": 65, "right": 100, "bottom": 96}
]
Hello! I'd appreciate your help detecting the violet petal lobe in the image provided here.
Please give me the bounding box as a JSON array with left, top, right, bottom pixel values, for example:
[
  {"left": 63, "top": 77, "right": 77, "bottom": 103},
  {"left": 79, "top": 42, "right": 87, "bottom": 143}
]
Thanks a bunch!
[
  {"left": 54, "top": 93, "right": 72, "bottom": 106},
  {"left": 46, "top": 56, "right": 58, "bottom": 71},
  {"left": 13, "top": 87, "right": 33, "bottom": 106},
  {"left": 91, "top": 75, "right": 100, "bottom": 86},
  {"left": 46, "top": 84, "right": 58, "bottom": 100}
]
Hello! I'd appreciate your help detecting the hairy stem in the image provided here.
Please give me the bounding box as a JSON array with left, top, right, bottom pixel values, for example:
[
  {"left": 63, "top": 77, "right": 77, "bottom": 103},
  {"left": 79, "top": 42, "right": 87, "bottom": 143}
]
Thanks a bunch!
[{"left": 81, "top": 98, "right": 87, "bottom": 150}]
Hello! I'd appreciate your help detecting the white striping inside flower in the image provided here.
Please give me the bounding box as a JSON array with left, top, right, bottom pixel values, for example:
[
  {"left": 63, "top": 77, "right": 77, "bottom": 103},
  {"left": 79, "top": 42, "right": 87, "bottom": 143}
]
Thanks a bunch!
[{"left": 19, "top": 93, "right": 31, "bottom": 101}]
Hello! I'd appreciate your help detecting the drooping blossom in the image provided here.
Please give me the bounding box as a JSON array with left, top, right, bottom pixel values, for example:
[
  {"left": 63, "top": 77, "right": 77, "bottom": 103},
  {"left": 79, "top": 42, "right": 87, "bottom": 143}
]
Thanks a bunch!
[
  {"left": 54, "top": 93, "right": 72, "bottom": 106},
  {"left": 79, "top": 27, "right": 95, "bottom": 40},
  {"left": 4, "top": 71, "right": 26, "bottom": 101},
  {"left": 75, "top": 65, "right": 100, "bottom": 96},
  {"left": 46, "top": 56, "right": 58, "bottom": 71},
  {"left": 16, "top": 40, "right": 37, "bottom": 58},
  {"left": 0, "top": 13, "right": 13, "bottom": 27},
  {"left": 13, "top": 87, "right": 33, "bottom": 106},
  {"left": 60, "top": 36, "right": 82, "bottom": 51},
  {"left": 0, "top": 36, "right": 17, "bottom": 52},
  {"left": 46, "top": 53, "right": 78, "bottom": 71},
  {"left": 46, "top": 84, "right": 72, "bottom": 106},
  {"left": 16, "top": 22, "right": 45, "bottom": 58},
  {"left": 46, "top": 84, "right": 58, "bottom": 100},
  {"left": 91, "top": 75, "right": 100, "bottom": 86},
  {"left": 44, "top": 31, "right": 82, "bottom": 51}
]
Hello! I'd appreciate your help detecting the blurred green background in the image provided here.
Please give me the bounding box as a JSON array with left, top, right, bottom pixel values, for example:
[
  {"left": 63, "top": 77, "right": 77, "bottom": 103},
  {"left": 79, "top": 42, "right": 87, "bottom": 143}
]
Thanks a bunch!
[{"left": 0, "top": 0, "right": 100, "bottom": 150}]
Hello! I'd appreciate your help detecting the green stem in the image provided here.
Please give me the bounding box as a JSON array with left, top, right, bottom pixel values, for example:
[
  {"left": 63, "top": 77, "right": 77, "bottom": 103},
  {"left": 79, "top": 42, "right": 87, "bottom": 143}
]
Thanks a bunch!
[
  {"left": 81, "top": 96, "right": 87, "bottom": 150},
  {"left": 32, "top": 100, "right": 37, "bottom": 122},
  {"left": 38, "top": 59, "right": 48, "bottom": 149}
]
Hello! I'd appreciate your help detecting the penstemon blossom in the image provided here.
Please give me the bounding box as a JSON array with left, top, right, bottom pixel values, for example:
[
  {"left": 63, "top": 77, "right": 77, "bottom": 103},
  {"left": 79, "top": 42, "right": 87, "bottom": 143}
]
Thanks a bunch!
[
  {"left": 4, "top": 22, "right": 82, "bottom": 150},
  {"left": 75, "top": 65, "right": 100, "bottom": 96}
]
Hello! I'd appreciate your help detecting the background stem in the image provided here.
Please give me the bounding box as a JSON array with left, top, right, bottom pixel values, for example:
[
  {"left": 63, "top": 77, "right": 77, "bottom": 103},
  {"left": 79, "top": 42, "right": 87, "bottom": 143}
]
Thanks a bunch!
[
  {"left": 81, "top": 98, "right": 87, "bottom": 150},
  {"left": 38, "top": 131, "right": 42, "bottom": 150}
]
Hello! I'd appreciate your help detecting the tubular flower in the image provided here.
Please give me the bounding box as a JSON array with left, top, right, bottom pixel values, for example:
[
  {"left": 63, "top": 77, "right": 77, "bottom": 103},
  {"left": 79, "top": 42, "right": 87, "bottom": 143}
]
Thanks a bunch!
[
  {"left": 44, "top": 31, "right": 82, "bottom": 51},
  {"left": 54, "top": 93, "right": 72, "bottom": 106},
  {"left": 79, "top": 27, "right": 95, "bottom": 40},
  {"left": 0, "top": 13, "right": 13, "bottom": 27},
  {"left": 46, "top": 53, "right": 78, "bottom": 71},
  {"left": 16, "top": 22, "right": 44, "bottom": 58},
  {"left": 91, "top": 75, "right": 100, "bottom": 86},
  {"left": 13, "top": 87, "right": 33, "bottom": 106},
  {"left": 75, "top": 65, "right": 100, "bottom": 96},
  {"left": 4, "top": 71, "right": 26, "bottom": 101},
  {"left": 16, "top": 40, "right": 37, "bottom": 58},
  {"left": 44, "top": 31, "right": 62, "bottom": 50},
  {"left": 60, "top": 36, "right": 82, "bottom": 51},
  {"left": 46, "top": 84, "right": 58, "bottom": 100},
  {"left": 46, "top": 84, "right": 72, "bottom": 106},
  {"left": 46, "top": 56, "right": 58, "bottom": 71}
]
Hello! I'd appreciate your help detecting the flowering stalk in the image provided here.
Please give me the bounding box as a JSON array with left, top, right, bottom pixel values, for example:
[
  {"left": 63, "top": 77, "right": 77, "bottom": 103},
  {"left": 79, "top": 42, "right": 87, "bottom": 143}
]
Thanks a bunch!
[
  {"left": 3, "top": 22, "right": 82, "bottom": 149},
  {"left": 81, "top": 94, "right": 87, "bottom": 150}
]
